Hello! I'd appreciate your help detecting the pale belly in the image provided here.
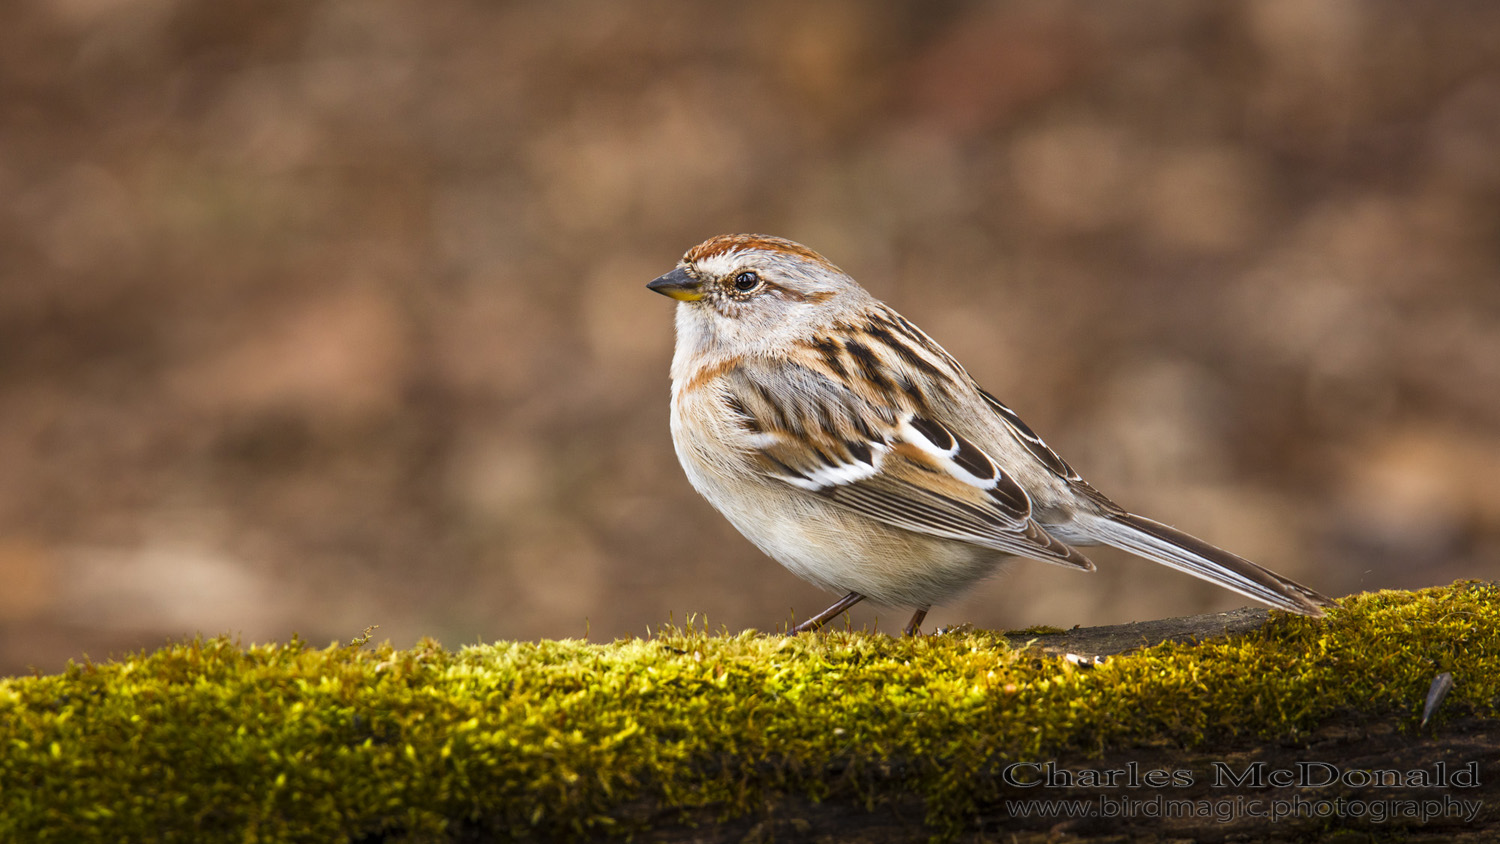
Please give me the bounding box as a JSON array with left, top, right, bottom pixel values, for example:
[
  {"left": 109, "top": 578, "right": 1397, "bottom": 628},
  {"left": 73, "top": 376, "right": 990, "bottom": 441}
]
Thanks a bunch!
[{"left": 670, "top": 398, "right": 1011, "bottom": 608}]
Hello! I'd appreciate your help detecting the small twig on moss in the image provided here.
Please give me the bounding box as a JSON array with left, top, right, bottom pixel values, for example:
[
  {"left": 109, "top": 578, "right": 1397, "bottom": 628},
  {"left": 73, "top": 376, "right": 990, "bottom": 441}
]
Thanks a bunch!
[{"left": 346, "top": 625, "right": 379, "bottom": 648}]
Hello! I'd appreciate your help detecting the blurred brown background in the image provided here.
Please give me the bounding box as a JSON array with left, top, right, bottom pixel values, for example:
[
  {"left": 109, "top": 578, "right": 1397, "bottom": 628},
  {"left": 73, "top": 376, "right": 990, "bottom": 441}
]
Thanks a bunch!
[{"left": 3, "top": 0, "right": 1498, "bottom": 674}]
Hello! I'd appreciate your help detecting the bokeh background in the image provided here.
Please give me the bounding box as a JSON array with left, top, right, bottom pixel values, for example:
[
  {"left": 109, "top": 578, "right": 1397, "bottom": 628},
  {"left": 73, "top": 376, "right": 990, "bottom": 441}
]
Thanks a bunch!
[{"left": 3, "top": 0, "right": 1498, "bottom": 674}]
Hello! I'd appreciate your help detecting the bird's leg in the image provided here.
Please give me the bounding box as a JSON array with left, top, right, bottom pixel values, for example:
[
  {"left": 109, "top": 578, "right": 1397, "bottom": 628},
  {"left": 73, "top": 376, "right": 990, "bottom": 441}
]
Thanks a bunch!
[
  {"left": 791, "top": 592, "right": 865, "bottom": 634},
  {"left": 903, "top": 606, "right": 929, "bottom": 637}
]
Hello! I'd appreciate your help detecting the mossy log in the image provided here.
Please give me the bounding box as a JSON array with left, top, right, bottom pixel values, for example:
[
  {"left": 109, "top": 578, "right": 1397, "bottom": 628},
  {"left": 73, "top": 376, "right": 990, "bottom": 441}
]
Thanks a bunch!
[{"left": 1, "top": 583, "right": 1496, "bottom": 842}]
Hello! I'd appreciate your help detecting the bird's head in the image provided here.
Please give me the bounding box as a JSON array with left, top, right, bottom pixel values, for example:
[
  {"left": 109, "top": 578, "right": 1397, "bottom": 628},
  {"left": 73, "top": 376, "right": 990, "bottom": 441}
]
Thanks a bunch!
[{"left": 648, "top": 234, "right": 871, "bottom": 356}]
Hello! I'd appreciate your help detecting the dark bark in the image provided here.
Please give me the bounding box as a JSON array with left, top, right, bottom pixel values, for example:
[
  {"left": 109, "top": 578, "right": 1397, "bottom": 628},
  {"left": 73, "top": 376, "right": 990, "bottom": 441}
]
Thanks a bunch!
[{"left": 1000, "top": 607, "right": 1276, "bottom": 658}]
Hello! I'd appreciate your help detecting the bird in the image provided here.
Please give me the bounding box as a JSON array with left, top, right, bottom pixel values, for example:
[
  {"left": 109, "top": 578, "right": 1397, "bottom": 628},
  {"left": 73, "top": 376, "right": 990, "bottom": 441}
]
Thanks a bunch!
[{"left": 647, "top": 234, "right": 1334, "bottom": 635}]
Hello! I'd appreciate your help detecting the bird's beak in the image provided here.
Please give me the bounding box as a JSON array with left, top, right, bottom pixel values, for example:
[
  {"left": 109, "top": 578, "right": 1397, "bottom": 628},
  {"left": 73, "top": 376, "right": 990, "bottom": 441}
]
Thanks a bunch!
[{"left": 647, "top": 267, "right": 704, "bottom": 302}]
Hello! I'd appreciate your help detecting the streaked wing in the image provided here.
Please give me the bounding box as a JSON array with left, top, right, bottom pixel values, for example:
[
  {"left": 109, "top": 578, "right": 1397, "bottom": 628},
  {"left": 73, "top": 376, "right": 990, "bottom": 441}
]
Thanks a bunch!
[
  {"left": 826, "top": 469, "right": 1089, "bottom": 566},
  {"left": 977, "top": 388, "right": 1082, "bottom": 482},
  {"left": 723, "top": 366, "right": 1094, "bottom": 571}
]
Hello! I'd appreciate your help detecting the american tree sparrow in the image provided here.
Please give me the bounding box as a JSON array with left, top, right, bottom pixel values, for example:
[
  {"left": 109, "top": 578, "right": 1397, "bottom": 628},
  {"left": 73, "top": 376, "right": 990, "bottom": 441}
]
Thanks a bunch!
[{"left": 649, "top": 234, "right": 1333, "bottom": 635}]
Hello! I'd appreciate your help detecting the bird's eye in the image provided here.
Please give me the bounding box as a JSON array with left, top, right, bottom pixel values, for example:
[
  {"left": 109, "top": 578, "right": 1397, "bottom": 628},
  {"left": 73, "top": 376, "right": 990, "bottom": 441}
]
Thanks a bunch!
[{"left": 733, "top": 271, "right": 760, "bottom": 291}]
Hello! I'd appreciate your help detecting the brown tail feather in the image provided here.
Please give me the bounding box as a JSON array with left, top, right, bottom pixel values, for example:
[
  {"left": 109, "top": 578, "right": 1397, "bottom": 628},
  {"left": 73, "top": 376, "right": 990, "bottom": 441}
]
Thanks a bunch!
[{"left": 1091, "top": 512, "right": 1334, "bottom": 616}]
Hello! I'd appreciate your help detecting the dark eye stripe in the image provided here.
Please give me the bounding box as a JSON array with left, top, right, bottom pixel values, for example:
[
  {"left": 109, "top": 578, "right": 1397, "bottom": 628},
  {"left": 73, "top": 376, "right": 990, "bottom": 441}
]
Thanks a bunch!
[{"left": 762, "top": 282, "right": 834, "bottom": 304}]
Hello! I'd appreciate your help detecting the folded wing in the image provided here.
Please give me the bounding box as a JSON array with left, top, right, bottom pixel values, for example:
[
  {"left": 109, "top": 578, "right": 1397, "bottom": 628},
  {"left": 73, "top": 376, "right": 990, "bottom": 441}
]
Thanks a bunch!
[{"left": 725, "top": 373, "right": 1094, "bottom": 571}]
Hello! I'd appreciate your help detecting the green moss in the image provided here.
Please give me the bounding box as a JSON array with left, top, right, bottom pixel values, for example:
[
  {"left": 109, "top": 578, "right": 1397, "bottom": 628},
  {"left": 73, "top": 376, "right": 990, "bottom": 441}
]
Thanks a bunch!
[
  {"left": 1, "top": 582, "right": 1496, "bottom": 842},
  {"left": 1009, "top": 623, "right": 1068, "bottom": 636}
]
